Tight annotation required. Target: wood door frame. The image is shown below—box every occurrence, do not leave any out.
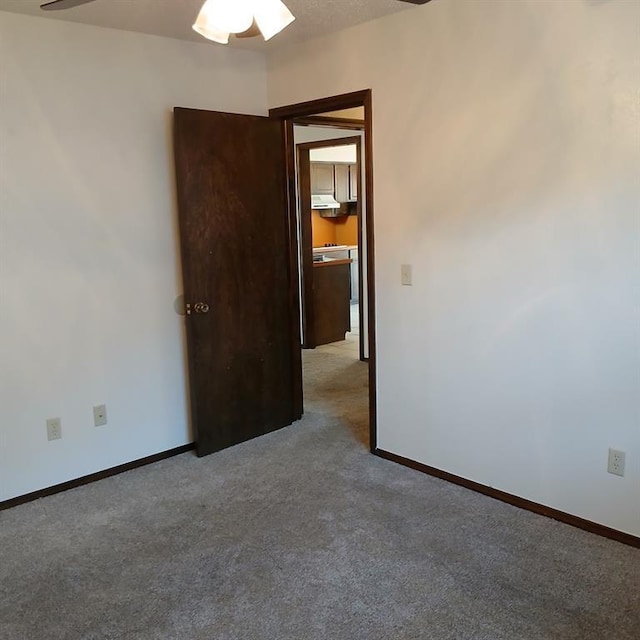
[294,115,365,130]
[270,89,377,452]
[296,135,364,360]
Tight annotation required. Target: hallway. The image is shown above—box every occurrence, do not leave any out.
[302,302,369,447]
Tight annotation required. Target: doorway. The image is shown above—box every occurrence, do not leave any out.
[297,133,367,447]
[269,90,377,452]
[173,91,376,459]
[296,136,364,359]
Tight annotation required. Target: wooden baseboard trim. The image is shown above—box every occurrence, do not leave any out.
[0,443,196,511]
[374,448,640,549]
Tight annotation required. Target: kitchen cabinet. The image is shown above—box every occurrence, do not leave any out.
[313,259,352,345]
[349,247,359,303]
[312,162,358,202]
[334,164,350,203]
[314,247,359,303]
[310,163,335,195]
[349,164,358,201]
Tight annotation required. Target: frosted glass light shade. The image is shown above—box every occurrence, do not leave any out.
[254,0,295,41]
[193,0,253,36]
[192,0,231,43]
[192,16,230,44]
[193,0,295,44]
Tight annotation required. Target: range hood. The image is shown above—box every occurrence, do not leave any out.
[311,195,340,210]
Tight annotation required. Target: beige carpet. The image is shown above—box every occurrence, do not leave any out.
[1,342,639,639]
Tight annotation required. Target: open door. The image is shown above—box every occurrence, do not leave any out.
[173,108,302,457]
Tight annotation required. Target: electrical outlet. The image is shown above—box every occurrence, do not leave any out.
[401,264,413,286]
[93,404,107,427]
[46,418,62,441]
[608,448,626,477]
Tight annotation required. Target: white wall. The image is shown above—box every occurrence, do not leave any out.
[268,0,640,536]
[0,12,267,501]
[310,145,357,163]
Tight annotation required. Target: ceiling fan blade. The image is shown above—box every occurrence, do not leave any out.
[396,0,433,4]
[41,0,97,10]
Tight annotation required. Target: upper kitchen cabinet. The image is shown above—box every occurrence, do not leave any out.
[334,164,350,203]
[349,164,358,201]
[334,163,358,203]
[310,163,335,195]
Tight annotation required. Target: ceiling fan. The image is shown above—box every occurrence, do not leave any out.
[40,0,433,44]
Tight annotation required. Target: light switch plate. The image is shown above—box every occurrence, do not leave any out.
[93,404,107,427]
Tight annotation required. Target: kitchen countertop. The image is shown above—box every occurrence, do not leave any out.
[312,245,357,253]
[313,257,353,268]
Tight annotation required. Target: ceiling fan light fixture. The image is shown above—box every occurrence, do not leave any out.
[192,0,295,44]
[253,0,295,41]
[192,18,230,45]
[192,2,230,45]
[193,0,253,37]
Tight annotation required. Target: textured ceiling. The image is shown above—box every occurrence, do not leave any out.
[0,0,422,51]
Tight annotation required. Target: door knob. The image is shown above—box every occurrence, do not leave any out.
[185,302,210,315]
[193,302,210,314]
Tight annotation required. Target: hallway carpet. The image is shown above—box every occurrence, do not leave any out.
[1,345,638,639]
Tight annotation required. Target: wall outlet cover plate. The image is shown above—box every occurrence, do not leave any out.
[607,448,626,477]
[46,418,62,441]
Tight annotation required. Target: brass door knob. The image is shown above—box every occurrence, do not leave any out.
[193,302,210,314]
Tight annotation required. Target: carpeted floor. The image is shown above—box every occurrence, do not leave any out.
[1,340,639,640]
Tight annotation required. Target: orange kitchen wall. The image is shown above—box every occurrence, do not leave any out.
[335,216,358,246]
[311,212,358,248]
[311,211,336,247]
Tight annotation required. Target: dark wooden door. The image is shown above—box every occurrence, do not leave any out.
[173,108,301,457]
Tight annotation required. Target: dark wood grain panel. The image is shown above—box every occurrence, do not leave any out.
[270,91,371,120]
[297,147,315,349]
[313,262,352,345]
[283,119,304,420]
[295,115,365,130]
[363,90,377,450]
[173,108,298,457]
[297,136,362,152]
